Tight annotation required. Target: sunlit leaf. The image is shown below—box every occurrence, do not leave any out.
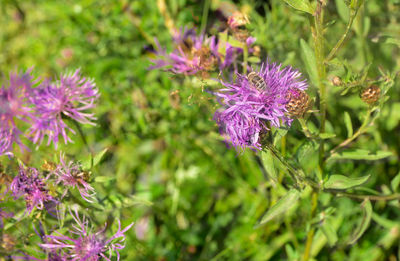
[328,149,393,161]
[324,174,370,190]
[256,189,300,227]
[283,0,314,14]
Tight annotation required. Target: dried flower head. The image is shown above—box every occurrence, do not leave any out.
[52,153,95,202]
[150,28,245,77]
[10,165,54,213]
[361,85,380,105]
[41,208,134,261]
[214,61,308,151]
[285,89,311,118]
[28,69,99,147]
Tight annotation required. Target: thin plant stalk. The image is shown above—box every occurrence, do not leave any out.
[200,0,211,34]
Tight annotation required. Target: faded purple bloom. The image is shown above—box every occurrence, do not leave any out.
[29,69,99,147]
[214,61,308,151]
[150,28,237,77]
[0,70,35,155]
[52,153,95,202]
[10,165,54,213]
[41,208,134,261]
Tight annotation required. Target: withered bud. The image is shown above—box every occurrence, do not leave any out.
[361,85,381,105]
[227,11,249,29]
[253,45,261,57]
[1,234,16,252]
[41,160,57,172]
[286,89,311,118]
[331,76,342,86]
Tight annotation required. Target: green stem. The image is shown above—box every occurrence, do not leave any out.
[329,108,372,155]
[298,118,317,139]
[325,8,359,62]
[200,0,211,34]
[243,44,249,75]
[302,191,318,261]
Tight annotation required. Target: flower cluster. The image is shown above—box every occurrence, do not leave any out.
[0,69,99,156]
[10,165,54,213]
[40,208,133,261]
[214,61,308,151]
[150,27,254,77]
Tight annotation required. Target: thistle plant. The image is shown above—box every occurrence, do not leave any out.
[150,0,398,259]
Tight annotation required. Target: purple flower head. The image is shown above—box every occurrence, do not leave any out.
[150,28,238,77]
[214,61,308,151]
[29,69,99,147]
[10,165,54,213]
[41,208,134,261]
[0,70,35,155]
[52,153,95,203]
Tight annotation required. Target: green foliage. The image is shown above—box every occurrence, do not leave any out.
[0,0,399,260]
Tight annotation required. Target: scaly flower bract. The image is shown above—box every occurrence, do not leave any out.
[214,61,308,151]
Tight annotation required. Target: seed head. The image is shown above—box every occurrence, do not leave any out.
[361,85,380,105]
[285,89,311,118]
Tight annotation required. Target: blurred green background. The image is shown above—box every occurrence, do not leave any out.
[1,0,400,260]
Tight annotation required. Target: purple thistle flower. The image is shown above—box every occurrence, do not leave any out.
[214,61,308,151]
[0,70,35,155]
[41,208,134,261]
[10,165,54,213]
[52,153,95,203]
[150,28,236,77]
[28,69,99,147]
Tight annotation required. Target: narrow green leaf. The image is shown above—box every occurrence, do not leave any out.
[324,174,370,190]
[329,149,393,161]
[344,112,353,138]
[385,37,400,47]
[335,0,349,22]
[260,151,278,185]
[319,133,336,139]
[300,39,318,86]
[321,217,338,246]
[257,190,300,227]
[349,199,372,244]
[283,0,314,14]
[390,171,400,191]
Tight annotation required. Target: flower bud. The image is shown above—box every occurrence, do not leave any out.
[360,85,380,105]
[286,89,311,118]
[331,76,342,86]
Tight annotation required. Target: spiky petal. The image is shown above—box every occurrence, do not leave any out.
[214,61,308,151]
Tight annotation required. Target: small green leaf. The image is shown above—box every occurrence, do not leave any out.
[93,148,108,167]
[348,199,372,244]
[300,39,318,86]
[329,149,393,161]
[94,176,115,183]
[390,171,400,191]
[257,189,300,227]
[324,174,370,190]
[283,0,314,14]
[344,112,353,138]
[385,37,400,47]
